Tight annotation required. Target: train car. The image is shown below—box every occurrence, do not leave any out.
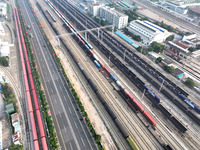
[88,79,98,92]
[94,60,101,68]
[80,39,85,45]
[194,106,200,114]
[126,136,139,150]
[104,67,111,74]
[87,43,93,49]
[89,49,94,55]
[104,103,116,120]
[97,60,105,68]
[127,93,134,100]
[110,73,117,82]
[144,86,160,103]
[124,89,129,96]
[85,44,90,50]
[143,111,156,126]
[115,118,129,138]
[170,117,187,132]
[116,81,125,90]
[96,91,106,105]
[93,54,99,61]
[157,104,172,119]
[134,99,144,112]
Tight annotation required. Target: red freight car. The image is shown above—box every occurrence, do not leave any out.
[143,111,156,126]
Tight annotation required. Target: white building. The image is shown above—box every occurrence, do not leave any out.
[182,33,200,47]
[0,2,7,18]
[0,23,5,36]
[88,3,104,16]
[127,20,171,45]
[99,6,128,29]
[0,39,9,57]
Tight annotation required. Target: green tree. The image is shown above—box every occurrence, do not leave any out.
[136,46,142,52]
[188,47,196,52]
[95,134,101,143]
[166,35,174,41]
[163,65,174,73]
[149,42,165,53]
[184,78,195,88]
[155,57,163,64]
[0,57,9,67]
[9,144,23,150]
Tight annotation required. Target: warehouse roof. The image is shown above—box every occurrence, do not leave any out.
[176,41,189,49]
[189,6,200,15]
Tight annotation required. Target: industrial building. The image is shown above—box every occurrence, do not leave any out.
[127,20,171,45]
[99,6,128,29]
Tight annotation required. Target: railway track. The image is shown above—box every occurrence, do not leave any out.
[61,28,156,149]
[45,0,200,149]
[55,3,200,149]
[0,67,20,98]
[58,0,200,111]
[70,39,160,149]
[46,10,128,149]
[50,1,163,149]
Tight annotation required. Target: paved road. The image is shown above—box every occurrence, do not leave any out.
[18,0,97,149]
[129,0,200,35]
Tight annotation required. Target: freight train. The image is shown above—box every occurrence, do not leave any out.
[60,0,200,114]
[44,1,175,149]
[45,0,156,127]
[77,62,139,150]
[14,7,48,150]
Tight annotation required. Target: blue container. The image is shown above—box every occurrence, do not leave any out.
[85,45,90,50]
[94,60,101,68]
[110,73,117,82]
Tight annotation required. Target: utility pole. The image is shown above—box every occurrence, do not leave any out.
[109,52,111,66]
[98,28,100,39]
[159,79,164,92]
[85,31,87,40]
[142,88,146,99]
[123,50,126,62]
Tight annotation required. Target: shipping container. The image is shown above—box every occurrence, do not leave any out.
[89,49,94,55]
[93,54,99,61]
[98,60,105,68]
[94,60,101,68]
[110,73,117,82]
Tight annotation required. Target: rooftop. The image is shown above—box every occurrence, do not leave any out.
[176,41,189,49]
[168,41,189,53]
[189,6,200,14]
[173,68,184,76]
[130,20,168,35]
[101,6,128,17]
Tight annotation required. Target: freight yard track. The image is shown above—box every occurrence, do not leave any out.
[58,0,200,116]
[50,8,160,148]
[47,0,200,149]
